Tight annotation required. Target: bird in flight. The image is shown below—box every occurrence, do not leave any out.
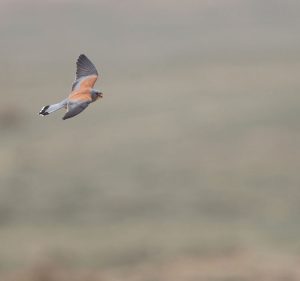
[39,54,103,120]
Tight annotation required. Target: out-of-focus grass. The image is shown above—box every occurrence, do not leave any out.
[0,0,300,272]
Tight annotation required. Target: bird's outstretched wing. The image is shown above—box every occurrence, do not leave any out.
[62,101,90,120]
[72,54,99,91]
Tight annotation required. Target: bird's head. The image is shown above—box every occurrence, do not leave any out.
[93,90,103,101]
[91,89,103,102]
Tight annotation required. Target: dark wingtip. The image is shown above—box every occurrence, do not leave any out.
[78,54,87,61]
[39,105,50,116]
[62,114,70,120]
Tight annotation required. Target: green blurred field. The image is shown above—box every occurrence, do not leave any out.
[0,0,300,279]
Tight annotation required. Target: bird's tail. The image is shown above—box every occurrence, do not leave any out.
[39,100,67,116]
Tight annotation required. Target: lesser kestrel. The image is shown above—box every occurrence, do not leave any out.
[39,54,103,120]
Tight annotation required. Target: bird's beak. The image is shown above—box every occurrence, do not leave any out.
[99,92,103,98]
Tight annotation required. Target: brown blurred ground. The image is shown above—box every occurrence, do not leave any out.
[0,0,300,279]
[3,252,300,281]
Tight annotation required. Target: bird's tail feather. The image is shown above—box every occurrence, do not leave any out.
[39,100,66,116]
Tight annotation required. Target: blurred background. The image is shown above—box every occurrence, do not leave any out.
[0,0,300,280]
